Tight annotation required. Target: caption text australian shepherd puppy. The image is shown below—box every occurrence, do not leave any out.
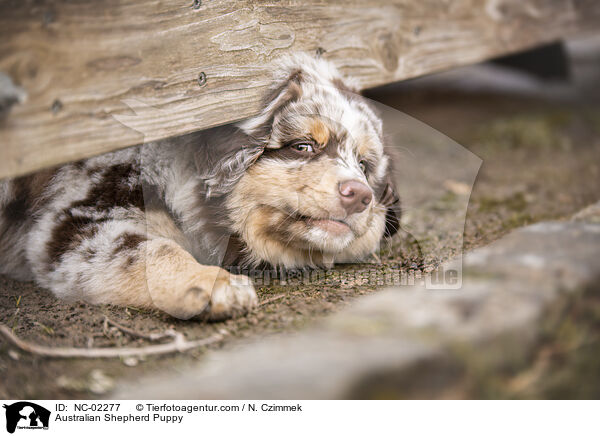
[0,54,400,320]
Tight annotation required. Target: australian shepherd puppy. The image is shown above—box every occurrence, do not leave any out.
[0,54,399,320]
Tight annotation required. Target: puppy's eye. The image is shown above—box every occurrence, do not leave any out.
[359,160,368,174]
[292,143,314,153]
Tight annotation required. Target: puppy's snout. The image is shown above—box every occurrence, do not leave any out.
[339,180,372,215]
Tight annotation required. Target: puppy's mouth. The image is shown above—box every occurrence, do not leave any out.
[304,217,351,236]
[291,212,352,237]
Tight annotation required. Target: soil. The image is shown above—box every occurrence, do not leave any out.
[2,76,600,399]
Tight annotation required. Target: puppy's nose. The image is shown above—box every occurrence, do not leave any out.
[339,180,372,215]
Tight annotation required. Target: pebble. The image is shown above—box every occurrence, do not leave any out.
[88,369,115,395]
[8,350,19,361]
[123,357,139,367]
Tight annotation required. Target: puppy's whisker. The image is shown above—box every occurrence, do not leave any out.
[372,205,389,212]
[272,208,302,233]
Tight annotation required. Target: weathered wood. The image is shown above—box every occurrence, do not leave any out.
[1,0,599,179]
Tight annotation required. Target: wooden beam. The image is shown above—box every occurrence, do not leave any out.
[1,0,599,179]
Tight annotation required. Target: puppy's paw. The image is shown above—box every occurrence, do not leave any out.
[203,273,258,321]
[144,239,257,320]
[153,270,257,321]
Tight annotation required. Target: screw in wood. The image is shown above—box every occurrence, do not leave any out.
[197,72,207,87]
[193,0,202,9]
[51,99,63,114]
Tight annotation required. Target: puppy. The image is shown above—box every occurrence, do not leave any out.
[0,54,399,320]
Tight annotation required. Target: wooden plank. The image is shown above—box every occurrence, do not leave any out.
[1,0,599,179]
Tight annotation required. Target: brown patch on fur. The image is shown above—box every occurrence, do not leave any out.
[71,163,159,212]
[124,255,137,268]
[113,233,146,254]
[309,118,330,146]
[72,160,86,170]
[46,213,100,264]
[3,191,29,223]
[356,135,379,157]
[45,163,164,265]
[3,169,56,223]
[84,247,96,261]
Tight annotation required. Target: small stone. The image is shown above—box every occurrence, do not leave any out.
[123,357,139,367]
[56,375,87,392]
[8,350,19,361]
[88,369,114,395]
[109,327,123,338]
[56,375,75,389]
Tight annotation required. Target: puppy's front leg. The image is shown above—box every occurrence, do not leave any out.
[38,230,257,320]
[142,238,257,320]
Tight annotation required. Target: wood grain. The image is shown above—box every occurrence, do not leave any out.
[1,0,599,179]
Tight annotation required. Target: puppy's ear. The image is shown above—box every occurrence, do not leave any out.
[379,178,401,238]
[194,125,263,197]
[195,68,305,197]
[237,69,304,145]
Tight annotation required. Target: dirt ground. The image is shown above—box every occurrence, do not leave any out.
[2,71,600,399]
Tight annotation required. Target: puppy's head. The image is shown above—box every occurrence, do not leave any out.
[201,54,399,268]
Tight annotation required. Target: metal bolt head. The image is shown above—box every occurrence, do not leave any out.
[197,72,207,87]
[51,99,63,114]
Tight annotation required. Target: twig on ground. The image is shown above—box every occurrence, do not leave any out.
[0,322,223,359]
[259,294,285,306]
[103,316,175,341]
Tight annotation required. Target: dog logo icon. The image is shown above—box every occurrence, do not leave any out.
[2,402,50,433]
